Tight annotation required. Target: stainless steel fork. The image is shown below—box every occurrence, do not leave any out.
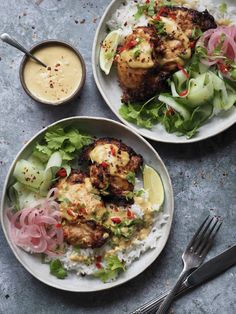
[156,215,223,314]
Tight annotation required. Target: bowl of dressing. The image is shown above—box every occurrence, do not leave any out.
[20,40,86,105]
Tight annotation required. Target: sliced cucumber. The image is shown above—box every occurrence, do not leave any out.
[158,95,190,120]
[13,160,44,189]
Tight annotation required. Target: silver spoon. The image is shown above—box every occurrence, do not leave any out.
[0,33,47,67]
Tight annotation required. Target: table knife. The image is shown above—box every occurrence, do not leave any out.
[131,244,236,314]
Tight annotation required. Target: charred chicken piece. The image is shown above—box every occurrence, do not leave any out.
[63,218,111,248]
[116,7,217,103]
[116,26,169,103]
[159,7,217,38]
[82,138,143,204]
[55,170,107,221]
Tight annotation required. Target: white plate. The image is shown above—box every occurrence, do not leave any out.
[92,0,236,143]
[1,116,174,292]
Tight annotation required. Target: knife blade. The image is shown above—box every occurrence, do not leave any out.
[131,244,236,314]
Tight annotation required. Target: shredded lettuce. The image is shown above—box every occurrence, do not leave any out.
[94,255,125,282]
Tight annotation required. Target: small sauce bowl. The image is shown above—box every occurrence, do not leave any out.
[19,40,86,106]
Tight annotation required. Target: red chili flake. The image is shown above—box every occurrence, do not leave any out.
[96,256,102,263]
[67,209,76,217]
[55,223,62,228]
[189,41,196,49]
[111,217,121,224]
[218,63,229,74]
[146,0,150,3]
[101,161,108,168]
[154,7,166,20]
[80,207,87,214]
[168,12,176,20]
[96,262,102,269]
[166,107,175,116]
[177,64,189,78]
[127,209,135,219]
[179,89,188,97]
[110,145,116,156]
[56,168,67,177]
[126,39,138,49]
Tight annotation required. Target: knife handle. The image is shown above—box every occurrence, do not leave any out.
[130,283,188,314]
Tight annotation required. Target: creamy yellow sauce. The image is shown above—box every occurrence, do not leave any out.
[23,45,83,104]
[89,144,130,175]
[120,39,154,69]
[157,17,191,68]
[57,177,106,221]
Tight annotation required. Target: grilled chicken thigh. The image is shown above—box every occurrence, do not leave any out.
[82,138,143,203]
[63,219,110,248]
[116,6,217,103]
[56,171,111,248]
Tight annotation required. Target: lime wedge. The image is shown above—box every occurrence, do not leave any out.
[143,165,164,209]
[99,29,122,75]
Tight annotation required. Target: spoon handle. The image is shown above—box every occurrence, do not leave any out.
[1,33,47,67]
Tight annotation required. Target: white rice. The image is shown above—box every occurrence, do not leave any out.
[107,0,149,37]
[60,209,169,278]
[58,181,169,279]
[107,0,236,39]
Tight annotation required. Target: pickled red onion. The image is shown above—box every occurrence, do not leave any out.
[9,188,63,256]
[199,25,236,66]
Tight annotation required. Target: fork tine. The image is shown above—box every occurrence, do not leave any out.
[186,215,210,251]
[195,216,219,254]
[192,216,214,252]
[198,218,223,258]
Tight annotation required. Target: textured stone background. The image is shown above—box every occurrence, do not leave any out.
[0,1,236,313]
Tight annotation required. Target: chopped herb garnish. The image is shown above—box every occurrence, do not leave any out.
[126,171,136,184]
[153,20,166,35]
[147,0,155,16]
[94,255,125,282]
[133,4,146,20]
[191,27,203,40]
[213,33,226,55]
[133,47,141,58]
[50,259,68,279]
[73,245,81,253]
[219,2,227,14]
[125,191,134,200]
[134,189,145,197]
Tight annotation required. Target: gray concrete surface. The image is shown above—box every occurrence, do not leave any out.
[0,1,236,313]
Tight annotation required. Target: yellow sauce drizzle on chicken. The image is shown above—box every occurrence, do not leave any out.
[120,37,154,69]
[89,143,130,175]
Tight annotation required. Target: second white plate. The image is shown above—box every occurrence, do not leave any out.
[92,0,236,143]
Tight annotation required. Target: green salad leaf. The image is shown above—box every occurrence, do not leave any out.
[119,96,164,129]
[94,255,125,283]
[50,259,68,279]
[33,127,92,163]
